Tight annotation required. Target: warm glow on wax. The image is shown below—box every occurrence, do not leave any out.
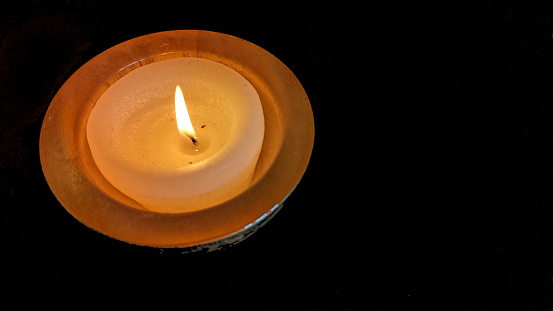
[175,85,196,141]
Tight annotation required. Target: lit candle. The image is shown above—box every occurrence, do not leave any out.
[40,30,314,247]
[86,58,264,213]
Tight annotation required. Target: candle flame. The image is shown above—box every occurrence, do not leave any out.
[175,85,196,141]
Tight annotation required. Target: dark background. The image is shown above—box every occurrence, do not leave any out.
[1,0,553,309]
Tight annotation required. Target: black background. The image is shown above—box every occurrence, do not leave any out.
[2,0,553,310]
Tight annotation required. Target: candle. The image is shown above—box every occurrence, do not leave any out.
[87,58,264,213]
[40,30,314,248]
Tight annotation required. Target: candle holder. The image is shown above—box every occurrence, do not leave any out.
[39,30,314,249]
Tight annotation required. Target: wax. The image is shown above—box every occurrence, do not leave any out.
[87,58,264,213]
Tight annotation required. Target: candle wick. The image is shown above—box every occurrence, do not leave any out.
[190,136,199,152]
[186,134,197,145]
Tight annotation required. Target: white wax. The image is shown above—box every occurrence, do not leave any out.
[87,58,264,213]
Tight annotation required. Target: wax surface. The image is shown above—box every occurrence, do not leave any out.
[87,58,264,213]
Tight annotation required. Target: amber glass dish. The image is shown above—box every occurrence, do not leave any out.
[40,30,314,248]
